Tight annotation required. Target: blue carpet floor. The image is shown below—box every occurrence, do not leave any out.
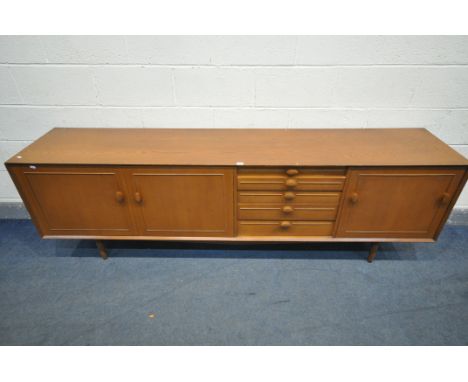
[0,219,467,345]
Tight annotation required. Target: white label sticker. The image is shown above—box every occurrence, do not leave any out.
[236,162,244,166]
[29,165,37,170]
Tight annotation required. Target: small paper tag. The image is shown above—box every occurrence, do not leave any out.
[236,161,244,166]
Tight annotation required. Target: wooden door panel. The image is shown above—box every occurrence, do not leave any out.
[335,168,465,238]
[18,167,135,236]
[128,168,234,237]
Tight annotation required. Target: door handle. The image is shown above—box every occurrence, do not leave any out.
[440,192,450,205]
[115,191,124,203]
[350,192,359,203]
[134,191,143,203]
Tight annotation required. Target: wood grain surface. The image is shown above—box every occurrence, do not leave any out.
[5,128,468,252]
[6,128,468,166]
[335,167,465,238]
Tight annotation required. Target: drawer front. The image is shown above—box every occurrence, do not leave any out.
[238,221,334,236]
[237,168,346,191]
[237,168,346,177]
[237,191,341,205]
[238,204,338,221]
[237,176,346,191]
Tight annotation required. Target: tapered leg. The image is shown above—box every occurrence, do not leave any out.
[367,242,379,263]
[96,240,108,260]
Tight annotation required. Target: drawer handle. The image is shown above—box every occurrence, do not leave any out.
[284,192,296,200]
[280,221,292,229]
[134,191,143,203]
[115,191,125,203]
[440,192,450,205]
[286,169,299,176]
[282,206,294,213]
[285,179,297,187]
[350,192,359,203]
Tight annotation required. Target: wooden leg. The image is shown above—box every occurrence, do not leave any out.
[367,242,379,263]
[96,240,108,260]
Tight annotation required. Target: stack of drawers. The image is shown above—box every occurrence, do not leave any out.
[236,167,346,237]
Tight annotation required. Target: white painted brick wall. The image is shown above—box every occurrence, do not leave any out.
[1,36,467,208]
[174,67,255,106]
[295,36,468,65]
[42,36,129,64]
[0,68,22,103]
[10,66,98,105]
[255,67,468,108]
[93,67,174,106]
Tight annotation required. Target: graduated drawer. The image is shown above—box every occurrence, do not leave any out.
[238,220,334,236]
[237,191,341,205]
[237,167,346,191]
[238,204,338,221]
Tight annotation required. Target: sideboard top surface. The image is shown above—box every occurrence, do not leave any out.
[5,128,468,167]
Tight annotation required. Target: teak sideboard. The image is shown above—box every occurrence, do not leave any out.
[5,128,468,262]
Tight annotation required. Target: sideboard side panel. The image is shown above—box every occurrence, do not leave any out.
[7,165,47,237]
[433,168,468,239]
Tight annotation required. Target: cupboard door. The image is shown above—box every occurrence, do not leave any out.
[13,166,135,236]
[127,167,234,237]
[335,168,465,239]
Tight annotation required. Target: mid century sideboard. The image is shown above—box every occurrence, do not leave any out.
[5,128,468,262]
